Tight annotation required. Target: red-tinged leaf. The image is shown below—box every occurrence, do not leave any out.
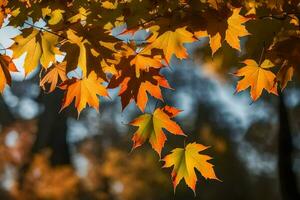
[162,105,182,117]
[108,67,170,112]
[0,55,18,93]
[130,107,185,156]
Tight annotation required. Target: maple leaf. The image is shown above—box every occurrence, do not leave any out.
[61,27,117,78]
[10,28,60,75]
[108,67,171,112]
[130,54,162,77]
[42,7,65,25]
[195,8,250,54]
[269,36,300,90]
[276,63,293,91]
[118,43,163,78]
[234,59,278,101]
[59,71,109,115]
[0,54,18,93]
[146,27,196,63]
[130,106,185,156]
[225,8,250,50]
[163,142,219,193]
[40,62,67,93]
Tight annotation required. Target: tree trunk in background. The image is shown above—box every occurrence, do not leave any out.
[18,89,70,190]
[278,93,300,200]
[33,89,70,165]
[0,96,15,126]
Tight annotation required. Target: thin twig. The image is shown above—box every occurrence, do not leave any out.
[259,12,300,21]
[23,21,67,40]
[258,43,265,66]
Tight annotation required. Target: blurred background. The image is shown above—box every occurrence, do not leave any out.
[0,22,299,200]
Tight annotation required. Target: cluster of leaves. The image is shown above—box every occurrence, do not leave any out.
[1,0,300,194]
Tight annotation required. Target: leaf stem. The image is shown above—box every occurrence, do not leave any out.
[258,44,265,66]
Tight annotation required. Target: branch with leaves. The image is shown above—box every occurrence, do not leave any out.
[0,0,300,195]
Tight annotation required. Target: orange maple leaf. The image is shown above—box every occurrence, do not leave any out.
[234,59,278,101]
[0,55,18,93]
[59,71,108,115]
[130,106,185,156]
[163,142,219,194]
[40,62,67,93]
[119,44,163,78]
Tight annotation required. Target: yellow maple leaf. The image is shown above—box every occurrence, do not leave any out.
[0,55,18,93]
[40,62,67,93]
[130,106,185,156]
[42,7,65,25]
[59,71,108,115]
[146,27,196,63]
[163,142,219,193]
[225,8,250,51]
[10,28,60,75]
[234,59,278,101]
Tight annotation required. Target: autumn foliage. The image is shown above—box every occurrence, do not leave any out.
[0,0,300,195]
